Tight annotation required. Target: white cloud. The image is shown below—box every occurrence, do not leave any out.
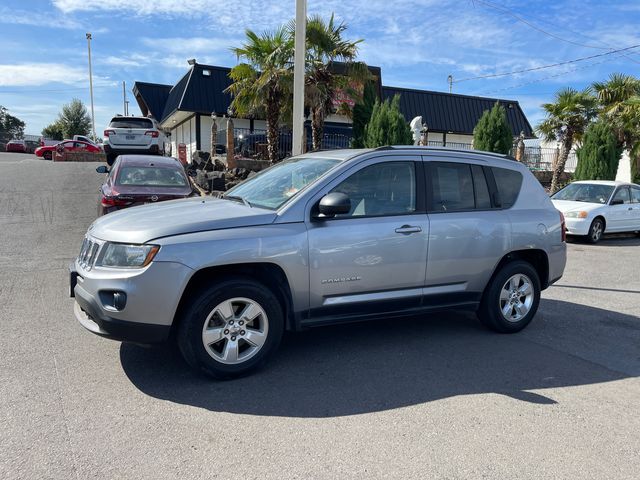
[0,63,115,87]
[141,36,238,54]
[0,6,82,29]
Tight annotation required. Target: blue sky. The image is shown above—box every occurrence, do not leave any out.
[1,0,639,135]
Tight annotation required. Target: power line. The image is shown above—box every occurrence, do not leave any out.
[454,43,640,83]
[472,0,640,66]
[476,52,630,96]
[473,0,609,50]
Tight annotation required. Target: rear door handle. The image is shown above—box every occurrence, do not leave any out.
[395,225,422,234]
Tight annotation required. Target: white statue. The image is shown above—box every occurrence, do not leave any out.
[410,116,423,145]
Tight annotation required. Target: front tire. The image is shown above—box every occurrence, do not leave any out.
[44,151,52,160]
[586,218,604,244]
[177,277,284,379]
[478,261,541,333]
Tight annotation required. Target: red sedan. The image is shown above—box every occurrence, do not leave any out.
[35,140,100,160]
[96,155,194,216]
[6,140,27,153]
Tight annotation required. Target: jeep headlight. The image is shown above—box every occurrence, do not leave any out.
[97,243,160,268]
[564,211,588,219]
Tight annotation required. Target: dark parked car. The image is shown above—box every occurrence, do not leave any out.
[96,155,193,216]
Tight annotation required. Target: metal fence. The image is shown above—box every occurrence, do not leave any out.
[216,128,352,160]
[517,146,578,173]
[213,129,580,173]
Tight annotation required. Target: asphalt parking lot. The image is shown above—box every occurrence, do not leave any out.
[1,151,639,479]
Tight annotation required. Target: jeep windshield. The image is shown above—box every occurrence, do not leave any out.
[552,183,615,204]
[225,156,341,210]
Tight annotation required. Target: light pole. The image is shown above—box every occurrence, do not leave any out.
[86,33,97,140]
[292,0,306,156]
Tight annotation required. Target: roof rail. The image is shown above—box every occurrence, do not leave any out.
[377,145,509,159]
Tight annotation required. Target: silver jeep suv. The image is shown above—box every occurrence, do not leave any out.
[70,147,566,379]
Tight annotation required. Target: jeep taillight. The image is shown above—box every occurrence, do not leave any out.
[559,211,566,242]
[145,131,159,137]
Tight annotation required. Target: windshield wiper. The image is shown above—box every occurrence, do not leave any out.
[223,194,252,207]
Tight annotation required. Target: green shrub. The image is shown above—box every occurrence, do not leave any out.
[574,121,622,181]
[363,94,413,147]
[473,102,513,154]
[351,81,376,148]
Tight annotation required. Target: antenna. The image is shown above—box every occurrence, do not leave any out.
[447,75,453,93]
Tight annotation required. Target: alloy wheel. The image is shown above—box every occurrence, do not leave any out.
[201,297,269,365]
[499,273,535,323]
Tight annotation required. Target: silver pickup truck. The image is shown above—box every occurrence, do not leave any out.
[70,147,566,379]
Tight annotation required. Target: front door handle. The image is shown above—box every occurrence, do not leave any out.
[395,225,422,234]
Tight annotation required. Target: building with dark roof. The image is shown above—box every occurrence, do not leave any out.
[133,61,533,159]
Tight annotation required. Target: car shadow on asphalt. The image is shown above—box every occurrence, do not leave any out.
[120,299,639,417]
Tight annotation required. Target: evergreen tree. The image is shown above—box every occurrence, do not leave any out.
[0,106,25,139]
[363,95,412,147]
[574,121,623,181]
[42,121,65,140]
[473,101,513,154]
[57,99,91,138]
[351,81,376,148]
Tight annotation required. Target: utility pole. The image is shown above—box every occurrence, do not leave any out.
[122,81,126,116]
[86,33,97,140]
[292,0,306,156]
[447,74,453,93]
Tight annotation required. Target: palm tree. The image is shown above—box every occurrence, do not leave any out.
[226,27,293,163]
[290,14,369,151]
[593,74,640,182]
[537,88,598,193]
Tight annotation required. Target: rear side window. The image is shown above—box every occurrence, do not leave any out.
[471,165,492,209]
[109,118,153,129]
[491,167,523,208]
[429,162,475,212]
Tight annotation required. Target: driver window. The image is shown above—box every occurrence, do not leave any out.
[330,162,416,217]
[612,187,631,204]
[631,187,640,203]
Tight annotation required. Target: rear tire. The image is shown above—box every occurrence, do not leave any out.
[586,218,604,244]
[177,277,284,379]
[478,261,541,333]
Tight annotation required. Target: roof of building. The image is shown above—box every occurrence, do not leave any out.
[382,86,534,137]
[133,63,535,137]
[132,82,172,121]
[159,64,233,123]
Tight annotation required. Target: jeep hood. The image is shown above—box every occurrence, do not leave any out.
[89,197,278,244]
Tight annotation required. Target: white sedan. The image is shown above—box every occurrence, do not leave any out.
[551,180,640,243]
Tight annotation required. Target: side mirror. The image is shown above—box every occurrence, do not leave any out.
[96,165,109,174]
[316,192,351,218]
[610,198,624,206]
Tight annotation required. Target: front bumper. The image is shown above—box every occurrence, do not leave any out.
[70,259,192,344]
[564,217,591,236]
